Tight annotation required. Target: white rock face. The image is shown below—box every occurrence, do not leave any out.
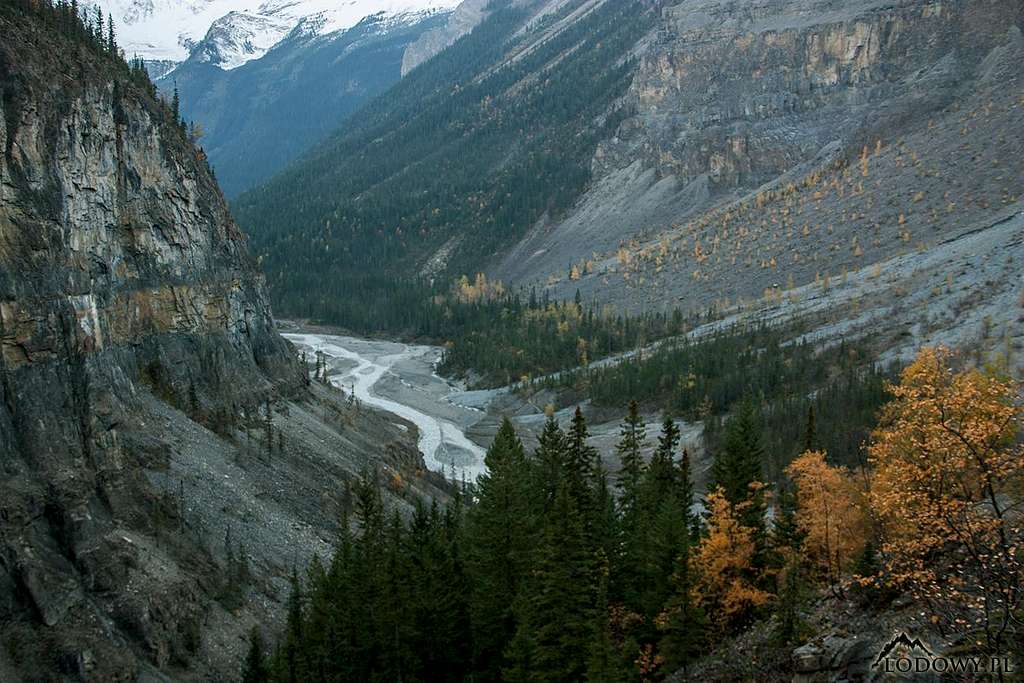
[87,0,460,68]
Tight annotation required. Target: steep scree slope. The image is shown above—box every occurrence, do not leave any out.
[501,0,1024,317]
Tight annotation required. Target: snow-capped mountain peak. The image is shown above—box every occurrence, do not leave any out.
[89,0,461,69]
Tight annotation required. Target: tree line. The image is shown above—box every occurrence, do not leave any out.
[242,347,1024,681]
[233,0,656,336]
[536,322,892,476]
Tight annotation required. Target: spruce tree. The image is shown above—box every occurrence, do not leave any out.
[531,415,565,513]
[466,418,532,681]
[614,400,647,520]
[586,551,627,682]
[647,415,680,502]
[505,483,595,683]
[171,83,181,125]
[632,417,689,633]
[708,398,766,534]
[564,407,598,508]
[283,567,305,683]
[678,448,697,540]
[804,404,816,453]
[242,627,268,683]
[657,544,707,673]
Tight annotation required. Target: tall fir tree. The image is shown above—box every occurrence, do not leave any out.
[466,418,532,681]
[532,415,566,513]
[505,483,596,683]
[564,407,598,509]
[647,415,680,502]
[708,398,767,549]
[657,542,707,674]
[804,404,816,453]
[634,417,689,636]
[242,627,268,683]
[615,400,647,522]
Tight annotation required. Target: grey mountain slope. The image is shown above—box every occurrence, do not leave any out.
[492,0,1024,324]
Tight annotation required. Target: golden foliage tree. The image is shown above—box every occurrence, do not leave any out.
[869,347,1024,657]
[693,488,772,632]
[786,451,868,595]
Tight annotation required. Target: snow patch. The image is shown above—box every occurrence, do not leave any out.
[89,0,460,68]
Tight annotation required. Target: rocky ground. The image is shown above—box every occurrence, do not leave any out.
[497,1,1024,334]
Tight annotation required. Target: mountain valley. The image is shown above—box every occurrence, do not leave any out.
[1,0,1023,680]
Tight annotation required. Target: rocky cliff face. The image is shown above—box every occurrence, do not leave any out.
[497,0,1024,322]
[0,7,434,681]
[401,0,492,75]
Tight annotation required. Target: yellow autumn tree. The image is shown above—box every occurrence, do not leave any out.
[786,451,868,595]
[693,488,772,632]
[868,347,1024,658]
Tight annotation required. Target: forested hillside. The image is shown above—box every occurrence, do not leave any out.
[246,349,1024,681]
[233,0,657,333]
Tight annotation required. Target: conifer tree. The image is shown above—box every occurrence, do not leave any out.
[531,415,566,512]
[586,550,627,682]
[242,627,268,683]
[677,448,697,540]
[505,483,595,683]
[647,415,680,502]
[708,398,767,551]
[615,400,647,521]
[466,418,532,680]
[657,543,707,674]
[283,567,305,683]
[633,417,690,635]
[171,83,181,124]
[564,407,598,508]
[804,404,817,453]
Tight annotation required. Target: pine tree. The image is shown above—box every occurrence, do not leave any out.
[709,399,765,506]
[564,407,598,508]
[171,83,181,125]
[283,567,305,683]
[586,551,626,682]
[591,462,621,598]
[242,627,268,683]
[531,415,565,513]
[633,416,690,635]
[708,398,767,549]
[466,418,532,680]
[677,448,697,539]
[657,543,707,674]
[505,483,595,683]
[647,415,680,502]
[773,558,808,645]
[804,404,816,453]
[614,400,647,520]
[772,479,804,554]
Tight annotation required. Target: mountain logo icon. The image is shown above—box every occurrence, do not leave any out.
[872,632,934,668]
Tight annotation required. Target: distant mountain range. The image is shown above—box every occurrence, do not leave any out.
[161,8,455,196]
[89,0,460,67]
[231,0,1024,340]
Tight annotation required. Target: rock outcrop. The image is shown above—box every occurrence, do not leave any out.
[0,7,444,680]
[497,0,1024,322]
[401,0,493,75]
[0,7,296,678]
